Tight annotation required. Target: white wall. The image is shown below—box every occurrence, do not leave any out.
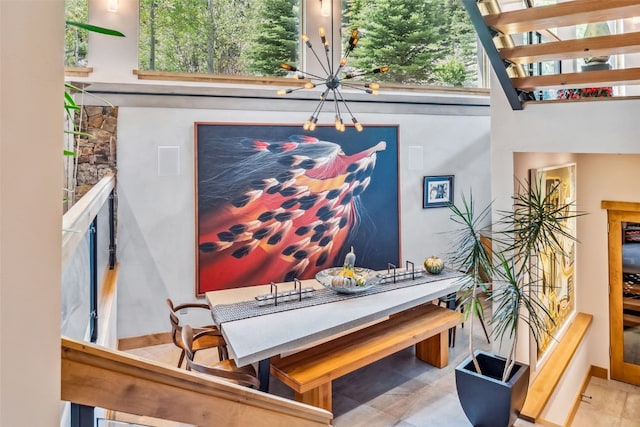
[491,75,640,425]
[0,1,63,425]
[73,0,493,340]
[114,96,491,337]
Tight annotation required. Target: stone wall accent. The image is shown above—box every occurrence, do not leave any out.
[69,106,117,206]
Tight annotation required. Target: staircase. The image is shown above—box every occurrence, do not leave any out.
[463,0,640,109]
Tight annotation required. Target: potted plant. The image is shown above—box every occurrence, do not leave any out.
[448,179,584,427]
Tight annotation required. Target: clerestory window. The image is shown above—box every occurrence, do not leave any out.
[65,0,90,67]
[138,0,301,76]
[341,0,480,87]
[136,0,482,87]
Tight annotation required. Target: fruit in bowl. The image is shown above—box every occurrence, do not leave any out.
[316,267,380,294]
[330,270,367,288]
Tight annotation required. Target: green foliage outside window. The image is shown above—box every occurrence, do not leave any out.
[65,0,89,67]
[136,0,479,86]
[345,0,478,87]
[245,0,299,76]
[138,0,299,76]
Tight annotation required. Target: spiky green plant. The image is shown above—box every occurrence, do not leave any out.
[449,178,586,381]
[490,177,586,381]
[448,191,494,374]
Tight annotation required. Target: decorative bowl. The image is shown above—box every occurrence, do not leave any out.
[315,267,382,294]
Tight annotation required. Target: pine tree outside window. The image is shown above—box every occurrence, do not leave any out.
[138,0,300,76]
[65,0,90,67]
[343,0,480,87]
[135,0,483,87]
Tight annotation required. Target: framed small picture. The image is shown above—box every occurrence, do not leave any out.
[423,175,454,208]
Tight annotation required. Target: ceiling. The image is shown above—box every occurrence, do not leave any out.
[463,0,640,109]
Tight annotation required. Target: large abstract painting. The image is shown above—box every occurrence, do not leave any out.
[195,124,400,295]
[532,163,577,357]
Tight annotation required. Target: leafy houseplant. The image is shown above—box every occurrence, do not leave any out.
[449,178,585,427]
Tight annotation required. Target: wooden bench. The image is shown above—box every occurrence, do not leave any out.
[269,303,460,411]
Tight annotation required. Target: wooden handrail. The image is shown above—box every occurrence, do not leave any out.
[62,174,115,267]
[61,337,332,426]
[519,312,593,423]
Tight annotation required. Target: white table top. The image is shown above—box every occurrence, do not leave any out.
[206,276,460,367]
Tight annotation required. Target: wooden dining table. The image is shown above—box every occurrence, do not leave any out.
[206,272,461,392]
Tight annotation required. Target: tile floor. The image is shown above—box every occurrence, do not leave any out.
[116,320,640,427]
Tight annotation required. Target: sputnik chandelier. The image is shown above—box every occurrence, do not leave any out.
[277,27,389,132]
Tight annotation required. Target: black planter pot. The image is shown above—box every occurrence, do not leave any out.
[455,350,530,427]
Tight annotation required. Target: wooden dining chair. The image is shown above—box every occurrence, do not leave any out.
[166,298,228,368]
[182,324,260,389]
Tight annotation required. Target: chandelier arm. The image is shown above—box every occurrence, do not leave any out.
[343,71,370,80]
[339,82,376,93]
[300,71,330,81]
[313,93,330,118]
[336,89,356,119]
[322,35,333,76]
[334,47,355,77]
[307,45,330,76]
[333,92,342,119]
[346,66,390,80]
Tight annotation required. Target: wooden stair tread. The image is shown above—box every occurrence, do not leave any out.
[499,32,640,65]
[511,67,640,91]
[483,0,640,35]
